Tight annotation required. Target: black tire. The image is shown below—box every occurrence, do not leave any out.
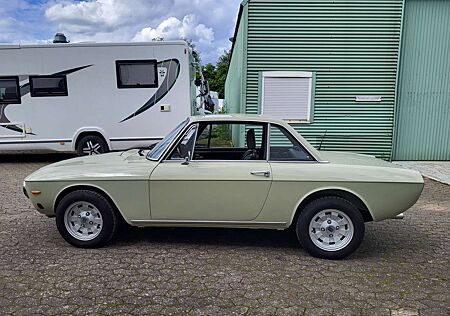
[56,190,118,248]
[76,134,109,156]
[296,196,365,260]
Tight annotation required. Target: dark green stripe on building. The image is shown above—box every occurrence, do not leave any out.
[225,0,450,160]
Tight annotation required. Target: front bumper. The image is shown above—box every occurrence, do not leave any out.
[23,185,29,198]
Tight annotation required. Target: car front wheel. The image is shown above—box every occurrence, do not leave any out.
[56,190,118,248]
[296,196,365,259]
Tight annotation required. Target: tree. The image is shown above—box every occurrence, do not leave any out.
[181,40,230,99]
[202,50,230,99]
[185,39,201,64]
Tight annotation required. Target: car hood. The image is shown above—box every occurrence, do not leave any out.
[26,150,157,182]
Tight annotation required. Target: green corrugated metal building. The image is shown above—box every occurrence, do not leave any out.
[225,0,450,160]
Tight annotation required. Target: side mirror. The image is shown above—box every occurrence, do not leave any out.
[181,150,191,165]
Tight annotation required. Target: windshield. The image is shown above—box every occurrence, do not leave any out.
[146,118,189,160]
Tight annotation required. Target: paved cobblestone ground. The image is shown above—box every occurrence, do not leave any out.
[0,153,449,316]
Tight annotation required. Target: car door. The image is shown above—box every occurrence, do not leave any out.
[149,121,272,221]
[262,123,318,221]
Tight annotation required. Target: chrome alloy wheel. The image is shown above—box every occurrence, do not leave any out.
[82,140,102,155]
[64,201,103,241]
[308,209,354,252]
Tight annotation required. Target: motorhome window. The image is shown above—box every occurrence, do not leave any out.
[116,60,158,88]
[30,75,68,97]
[0,77,21,104]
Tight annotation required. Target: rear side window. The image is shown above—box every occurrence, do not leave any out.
[0,76,21,104]
[269,125,314,161]
[30,75,68,97]
[116,60,158,88]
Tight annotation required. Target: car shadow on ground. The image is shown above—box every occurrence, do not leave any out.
[114,225,301,249]
[104,218,433,260]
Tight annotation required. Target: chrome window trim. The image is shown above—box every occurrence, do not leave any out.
[159,159,324,164]
[267,123,272,161]
[152,118,325,163]
[268,160,324,164]
[189,121,268,163]
[189,159,270,163]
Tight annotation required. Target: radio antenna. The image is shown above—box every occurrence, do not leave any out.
[318,130,327,150]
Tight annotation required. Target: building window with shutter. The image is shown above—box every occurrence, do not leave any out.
[261,71,313,123]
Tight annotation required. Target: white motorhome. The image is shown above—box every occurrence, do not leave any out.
[0,41,204,155]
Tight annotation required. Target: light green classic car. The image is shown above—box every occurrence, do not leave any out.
[24,115,424,259]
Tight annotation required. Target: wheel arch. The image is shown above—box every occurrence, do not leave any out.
[72,128,110,152]
[290,187,373,226]
[54,184,129,224]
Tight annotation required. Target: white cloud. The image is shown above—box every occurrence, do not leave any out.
[0,0,242,63]
[44,0,165,34]
[133,15,214,45]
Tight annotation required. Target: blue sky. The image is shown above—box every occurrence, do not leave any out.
[0,0,241,64]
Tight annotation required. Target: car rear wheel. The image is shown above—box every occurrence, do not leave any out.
[296,196,364,259]
[76,135,109,156]
[56,190,118,248]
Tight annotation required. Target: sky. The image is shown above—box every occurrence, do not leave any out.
[0,0,242,64]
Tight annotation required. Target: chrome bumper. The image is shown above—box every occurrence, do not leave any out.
[392,213,404,219]
[23,185,29,199]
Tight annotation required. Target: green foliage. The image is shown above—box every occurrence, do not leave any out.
[202,50,231,99]
[211,124,233,147]
[183,41,230,100]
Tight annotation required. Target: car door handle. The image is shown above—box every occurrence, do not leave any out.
[250,171,271,177]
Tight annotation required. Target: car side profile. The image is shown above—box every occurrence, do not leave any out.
[24,115,424,259]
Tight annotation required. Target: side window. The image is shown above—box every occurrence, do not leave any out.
[193,122,265,160]
[168,125,197,160]
[210,124,233,148]
[0,76,21,104]
[116,60,158,88]
[195,124,211,148]
[30,75,68,97]
[269,125,314,161]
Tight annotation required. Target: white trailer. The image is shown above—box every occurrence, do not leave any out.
[0,41,201,155]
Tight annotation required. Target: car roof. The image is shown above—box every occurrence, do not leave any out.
[189,114,324,162]
[189,114,287,124]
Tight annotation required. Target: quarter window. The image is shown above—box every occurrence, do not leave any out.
[116,60,158,88]
[269,125,313,161]
[0,76,21,104]
[168,125,198,160]
[30,75,68,97]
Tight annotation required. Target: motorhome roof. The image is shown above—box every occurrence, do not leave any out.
[0,41,189,50]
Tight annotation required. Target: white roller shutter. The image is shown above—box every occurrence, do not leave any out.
[261,71,312,122]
